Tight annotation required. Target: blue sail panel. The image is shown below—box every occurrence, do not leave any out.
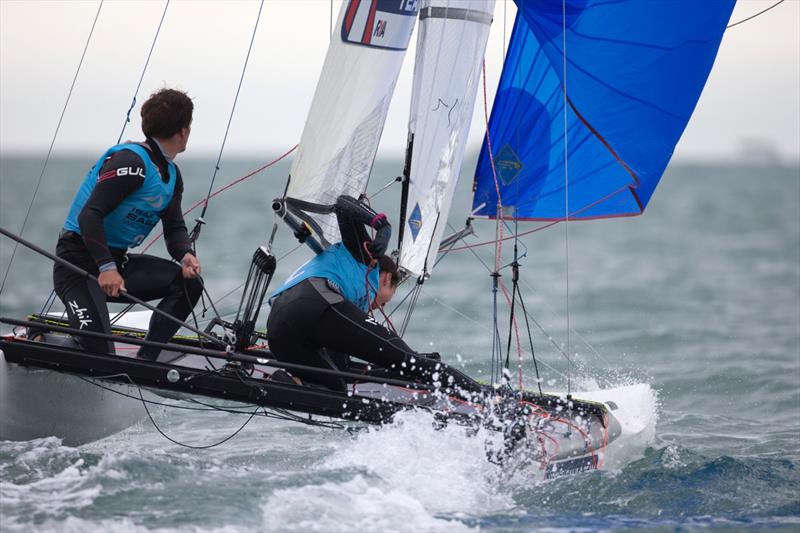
[472,0,735,220]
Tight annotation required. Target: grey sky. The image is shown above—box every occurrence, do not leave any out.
[1,0,798,162]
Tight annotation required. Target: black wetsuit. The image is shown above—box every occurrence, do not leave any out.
[266,196,481,395]
[53,138,201,359]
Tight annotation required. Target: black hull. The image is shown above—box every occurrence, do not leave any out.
[0,336,402,424]
[1,317,623,476]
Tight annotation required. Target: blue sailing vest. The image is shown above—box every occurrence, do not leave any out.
[271,243,379,312]
[63,143,176,249]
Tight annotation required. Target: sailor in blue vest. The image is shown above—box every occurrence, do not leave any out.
[266,195,481,396]
[53,88,202,360]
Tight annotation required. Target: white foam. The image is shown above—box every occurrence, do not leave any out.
[0,516,148,533]
[0,436,77,471]
[0,439,153,522]
[325,411,513,515]
[260,474,474,532]
[1,457,102,514]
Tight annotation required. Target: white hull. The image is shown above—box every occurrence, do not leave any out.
[0,349,150,446]
[575,383,658,470]
[491,383,656,480]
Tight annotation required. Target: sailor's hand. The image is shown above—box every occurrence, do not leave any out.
[98,270,126,297]
[181,252,201,279]
[366,224,390,259]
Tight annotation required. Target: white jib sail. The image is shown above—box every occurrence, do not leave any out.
[285,0,418,245]
[398,0,495,278]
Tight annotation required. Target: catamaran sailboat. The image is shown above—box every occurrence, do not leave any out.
[1,0,736,478]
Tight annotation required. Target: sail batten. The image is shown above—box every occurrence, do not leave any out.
[472,0,736,221]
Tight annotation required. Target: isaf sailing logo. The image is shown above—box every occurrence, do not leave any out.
[68,300,93,329]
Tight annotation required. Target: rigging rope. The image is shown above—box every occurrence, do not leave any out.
[508,23,527,391]
[439,224,555,387]
[197,242,303,325]
[502,0,507,60]
[481,60,507,386]
[561,0,572,396]
[116,0,171,144]
[446,219,560,252]
[368,175,402,199]
[0,0,104,295]
[138,383,260,450]
[502,243,525,390]
[516,287,543,395]
[142,144,298,253]
[194,0,265,233]
[86,372,358,448]
[519,275,612,368]
[77,372,365,445]
[727,0,785,28]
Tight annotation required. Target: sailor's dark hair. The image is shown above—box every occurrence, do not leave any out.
[141,88,193,139]
[379,255,401,287]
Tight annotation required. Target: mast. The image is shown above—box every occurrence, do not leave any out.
[396,131,414,253]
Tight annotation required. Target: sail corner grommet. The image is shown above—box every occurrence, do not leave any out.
[167,369,180,383]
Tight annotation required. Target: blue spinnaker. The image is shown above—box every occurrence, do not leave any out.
[472,0,735,220]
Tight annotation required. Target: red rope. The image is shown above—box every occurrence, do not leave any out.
[447,177,651,253]
[375,302,398,335]
[141,144,298,253]
[498,279,525,390]
[521,400,598,469]
[482,60,528,390]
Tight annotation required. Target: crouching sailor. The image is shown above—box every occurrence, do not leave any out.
[266,195,482,398]
[53,88,202,360]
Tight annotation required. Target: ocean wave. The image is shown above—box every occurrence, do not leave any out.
[509,445,800,522]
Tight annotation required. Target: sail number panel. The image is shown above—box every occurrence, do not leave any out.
[342,0,418,50]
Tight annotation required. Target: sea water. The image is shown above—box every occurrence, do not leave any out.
[1,154,798,531]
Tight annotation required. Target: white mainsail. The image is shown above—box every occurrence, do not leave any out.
[285,0,418,246]
[398,0,495,277]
